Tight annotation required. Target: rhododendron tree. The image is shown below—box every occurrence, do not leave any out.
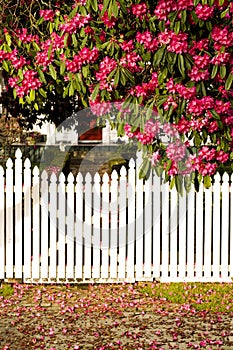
[0,0,233,191]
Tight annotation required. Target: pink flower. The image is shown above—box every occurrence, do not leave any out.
[195,4,214,20]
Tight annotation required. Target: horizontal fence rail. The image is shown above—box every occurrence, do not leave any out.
[0,149,233,283]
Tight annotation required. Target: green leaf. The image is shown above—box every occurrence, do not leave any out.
[29,89,35,102]
[72,34,78,47]
[174,21,181,34]
[34,102,39,111]
[225,73,233,90]
[112,0,119,17]
[37,69,47,84]
[49,65,57,80]
[5,33,11,46]
[91,84,100,101]
[211,65,218,79]
[210,109,220,120]
[178,54,185,77]
[175,175,183,195]
[39,88,47,98]
[122,68,135,85]
[2,60,9,72]
[139,158,151,180]
[219,0,224,5]
[69,81,74,96]
[120,69,126,86]
[90,0,98,12]
[114,67,120,87]
[100,0,110,16]
[220,65,226,79]
[60,61,66,75]
[204,175,212,189]
[180,10,187,23]
[82,65,89,78]
[153,46,166,67]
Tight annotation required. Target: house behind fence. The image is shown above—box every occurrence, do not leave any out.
[0,148,233,283]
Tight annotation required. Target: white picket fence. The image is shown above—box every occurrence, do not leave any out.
[0,148,233,283]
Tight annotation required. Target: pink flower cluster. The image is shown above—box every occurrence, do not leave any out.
[120,52,142,73]
[187,96,214,116]
[166,79,196,99]
[89,99,112,116]
[211,26,233,49]
[59,14,91,34]
[8,70,42,97]
[15,28,39,44]
[131,3,148,19]
[136,31,159,52]
[130,72,158,98]
[195,4,214,21]
[95,56,117,91]
[158,30,188,54]
[166,140,186,162]
[39,10,55,21]
[101,11,117,28]
[154,0,193,20]
[189,66,209,82]
[66,47,99,73]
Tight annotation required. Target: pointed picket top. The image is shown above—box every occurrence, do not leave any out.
[102,172,109,184]
[41,169,48,181]
[76,171,83,182]
[94,172,101,184]
[129,158,135,170]
[111,169,118,182]
[222,172,229,184]
[214,172,221,184]
[33,165,40,177]
[59,171,65,183]
[85,172,92,184]
[6,157,13,169]
[67,172,74,184]
[24,158,31,169]
[15,148,22,159]
[120,165,127,178]
[50,171,57,183]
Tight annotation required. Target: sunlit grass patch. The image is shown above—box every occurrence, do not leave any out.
[0,283,14,298]
[139,282,233,313]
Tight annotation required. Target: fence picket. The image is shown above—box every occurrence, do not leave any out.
[6,158,14,279]
[118,166,127,279]
[170,186,178,278]
[187,187,195,278]
[144,171,152,278]
[196,180,204,278]
[41,170,49,280]
[161,178,169,280]
[178,191,186,278]
[92,172,101,279]
[204,182,212,278]
[101,172,109,279]
[110,170,118,279]
[67,172,75,279]
[135,153,144,279]
[23,159,31,280]
[58,172,66,279]
[84,172,92,279]
[230,174,233,279]
[212,173,221,278]
[127,159,135,280]
[48,173,57,279]
[75,172,83,279]
[152,173,161,278]
[14,149,23,278]
[0,166,5,279]
[221,173,229,278]
[32,166,40,280]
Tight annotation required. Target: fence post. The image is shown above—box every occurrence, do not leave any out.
[118,166,127,279]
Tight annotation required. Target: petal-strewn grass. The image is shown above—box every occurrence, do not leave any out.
[0,282,233,349]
